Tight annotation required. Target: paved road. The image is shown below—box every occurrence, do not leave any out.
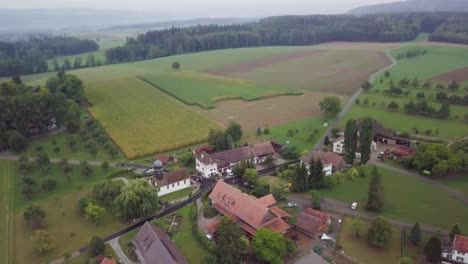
[287,193,447,235]
[313,46,400,151]
[108,238,135,264]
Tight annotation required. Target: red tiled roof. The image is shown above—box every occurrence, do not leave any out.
[454,235,468,253]
[150,168,190,187]
[100,258,116,264]
[392,146,416,157]
[257,194,277,208]
[261,217,291,234]
[295,208,329,235]
[269,207,290,218]
[302,150,347,171]
[195,145,215,154]
[206,218,221,235]
[209,181,290,234]
[252,142,276,157]
[157,154,172,164]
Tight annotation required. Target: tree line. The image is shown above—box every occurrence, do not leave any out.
[0,36,98,77]
[0,72,84,152]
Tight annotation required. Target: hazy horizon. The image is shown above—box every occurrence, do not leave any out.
[2,0,396,17]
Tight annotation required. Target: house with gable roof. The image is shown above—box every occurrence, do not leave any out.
[443,235,468,263]
[301,150,347,176]
[209,180,290,236]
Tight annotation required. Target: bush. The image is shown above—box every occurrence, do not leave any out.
[41,179,57,192]
[8,131,28,152]
[280,146,299,160]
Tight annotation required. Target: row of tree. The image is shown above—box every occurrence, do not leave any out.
[207,122,243,152]
[404,100,451,119]
[0,36,98,76]
[344,117,374,164]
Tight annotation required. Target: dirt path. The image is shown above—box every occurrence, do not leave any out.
[313,45,401,151]
[287,193,447,235]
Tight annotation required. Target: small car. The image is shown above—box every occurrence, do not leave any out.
[351,202,358,210]
[287,202,298,208]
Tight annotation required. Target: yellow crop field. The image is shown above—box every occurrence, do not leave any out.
[86,77,220,158]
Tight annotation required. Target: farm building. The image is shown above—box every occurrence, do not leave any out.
[391,145,417,157]
[209,181,290,236]
[301,150,347,176]
[442,235,468,263]
[133,221,188,264]
[148,168,191,197]
[295,208,331,238]
[155,154,176,165]
[195,141,281,178]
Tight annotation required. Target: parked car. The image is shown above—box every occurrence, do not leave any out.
[205,234,212,240]
[145,168,155,174]
[287,202,298,208]
[351,202,358,210]
[226,169,234,177]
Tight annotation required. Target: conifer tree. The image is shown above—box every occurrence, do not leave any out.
[409,222,422,246]
[366,166,383,211]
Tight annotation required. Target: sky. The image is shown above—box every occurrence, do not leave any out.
[3,0,396,17]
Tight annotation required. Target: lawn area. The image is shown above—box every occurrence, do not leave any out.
[440,176,468,196]
[118,228,139,261]
[159,187,194,202]
[140,71,299,108]
[342,105,468,139]
[23,132,125,162]
[338,216,403,264]
[317,168,468,231]
[85,77,220,159]
[258,176,289,190]
[12,162,119,209]
[262,117,328,156]
[13,188,125,264]
[0,161,14,264]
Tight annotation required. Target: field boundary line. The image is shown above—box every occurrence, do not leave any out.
[137,75,303,109]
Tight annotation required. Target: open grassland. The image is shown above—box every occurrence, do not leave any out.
[338,216,403,264]
[196,91,332,131]
[140,71,300,108]
[441,176,468,196]
[0,161,14,264]
[318,168,468,231]
[13,188,125,264]
[86,77,220,159]
[12,162,119,210]
[211,49,391,95]
[342,105,468,139]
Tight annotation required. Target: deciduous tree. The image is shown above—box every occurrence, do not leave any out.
[24,203,47,230]
[367,217,392,248]
[215,217,246,264]
[113,180,159,220]
[85,203,105,221]
[319,96,341,118]
[252,228,287,264]
[225,122,243,141]
[424,236,441,263]
[31,229,54,254]
[88,236,105,257]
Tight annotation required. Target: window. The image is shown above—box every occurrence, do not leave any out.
[177,182,179,186]
[456,256,464,262]
[447,254,452,260]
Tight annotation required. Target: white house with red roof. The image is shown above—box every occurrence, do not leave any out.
[301,150,347,176]
[443,235,468,263]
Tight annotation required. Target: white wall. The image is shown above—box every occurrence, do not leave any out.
[158,179,191,197]
[333,139,344,154]
[196,158,217,178]
[323,163,332,176]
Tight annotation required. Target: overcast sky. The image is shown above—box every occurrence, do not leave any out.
[3,0,396,17]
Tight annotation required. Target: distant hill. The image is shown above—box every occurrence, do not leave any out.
[348,0,468,15]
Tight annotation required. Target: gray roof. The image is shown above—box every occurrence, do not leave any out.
[294,252,329,264]
[133,222,188,264]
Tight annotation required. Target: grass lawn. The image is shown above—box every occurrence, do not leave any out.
[338,216,403,264]
[262,117,328,156]
[342,105,468,139]
[159,187,194,202]
[118,228,139,262]
[140,71,299,108]
[12,162,119,209]
[24,132,125,162]
[440,176,468,196]
[0,161,14,264]
[13,188,125,264]
[85,77,220,159]
[317,168,468,231]
[258,176,289,190]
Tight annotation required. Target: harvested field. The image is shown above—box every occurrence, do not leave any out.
[207,49,392,95]
[431,67,468,83]
[195,91,339,130]
[86,77,220,159]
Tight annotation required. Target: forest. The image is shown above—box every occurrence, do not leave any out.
[105,13,468,63]
[0,36,98,77]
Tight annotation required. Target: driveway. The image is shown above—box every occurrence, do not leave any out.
[108,237,135,264]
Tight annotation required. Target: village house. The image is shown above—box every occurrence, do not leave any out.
[133,221,188,264]
[148,168,191,197]
[209,181,290,236]
[301,150,347,176]
[195,141,281,178]
[294,208,331,238]
[333,118,413,157]
[443,235,468,264]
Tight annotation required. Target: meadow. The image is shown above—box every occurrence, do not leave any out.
[317,168,468,231]
[140,71,299,108]
[0,161,14,264]
[85,77,220,159]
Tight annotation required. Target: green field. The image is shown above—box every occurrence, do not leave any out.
[338,216,403,264]
[441,177,468,195]
[86,77,220,159]
[159,187,194,202]
[258,176,289,189]
[141,71,299,108]
[0,161,14,264]
[342,105,468,139]
[13,188,125,264]
[317,168,468,231]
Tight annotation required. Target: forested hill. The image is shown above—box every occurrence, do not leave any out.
[105,13,468,64]
[348,0,468,15]
[0,36,98,77]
